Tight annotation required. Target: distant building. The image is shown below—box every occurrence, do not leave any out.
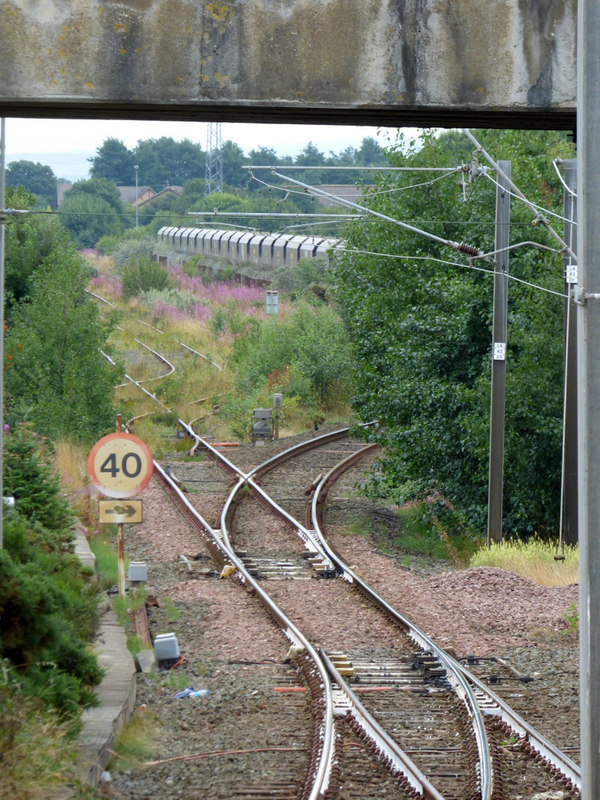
[136,186,183,208]
[56,182,158,207]
[118,185,156,206]
[314,184,373,207]
[56,180,72,206]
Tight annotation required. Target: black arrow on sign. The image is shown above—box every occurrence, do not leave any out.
[105,504,137,518]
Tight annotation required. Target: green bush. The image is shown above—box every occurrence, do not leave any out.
[231,300,351,407]
[0,432,102,717]
[112,236,156,272]
[122,257,170,299]
[3,425,73,531]
[272,256,333,297]
[4,239,121,444]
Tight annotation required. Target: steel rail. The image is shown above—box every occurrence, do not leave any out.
[220,475,456,799]
[243,428,491,798]
[321,651,446,800]
[310,444,582,797]
[221,429,471,798]
[178,417,247,479]
[90,287,223,373]
[247,425,354,481]
[153,459,337,800]
[117,336,175,385]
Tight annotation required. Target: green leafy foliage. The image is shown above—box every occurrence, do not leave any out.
[4,236,122,443]
[89,137,137,184]
[335,129,575,539]
[4,186,62,308]
[4,425,73,530]
[112,235,157,272]
[121,257,170,299]
[6,160,58,208]
[60,178,127,248]
[0,431,102,716]
[231,300,351,407]
[271,256,334,300]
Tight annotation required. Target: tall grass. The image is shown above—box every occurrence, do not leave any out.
[0,683,84,800]
[108,707,159,770]
[95,256,353,441]
[89,532,121,589]
[53,440,95,527]
[470,540,578,586]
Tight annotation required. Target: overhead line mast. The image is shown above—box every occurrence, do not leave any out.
[205,122,223,196]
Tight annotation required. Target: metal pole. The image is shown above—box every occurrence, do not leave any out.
[486,161,511,546]
[578,0,600,795]
[561,160,578,547]
[134,164,139,228]
[115,414,125,596]
[0,118,5,549]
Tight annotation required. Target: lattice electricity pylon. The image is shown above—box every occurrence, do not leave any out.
[205,122,223,196]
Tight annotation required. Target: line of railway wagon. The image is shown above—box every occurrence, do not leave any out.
[157,226,339,269]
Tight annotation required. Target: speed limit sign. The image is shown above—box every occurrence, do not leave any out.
[88,432,153,499]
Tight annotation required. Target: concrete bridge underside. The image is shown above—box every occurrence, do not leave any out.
[0,0,576,130]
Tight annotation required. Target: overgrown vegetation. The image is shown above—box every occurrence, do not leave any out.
[470,540,578,586]
[121,257,170,299]
[107,707,159,771]
[1,177,125,797]
[335,129,575,541]
[0,426,103,718]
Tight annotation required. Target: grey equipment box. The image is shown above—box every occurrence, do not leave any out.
[128,562,148,582]
[154,633,180,661]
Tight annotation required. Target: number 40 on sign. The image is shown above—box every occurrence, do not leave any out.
[88,432,153,499]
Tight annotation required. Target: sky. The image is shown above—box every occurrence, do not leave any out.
[3,118,416,182]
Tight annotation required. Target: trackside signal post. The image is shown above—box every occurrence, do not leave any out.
[88,427,153,597]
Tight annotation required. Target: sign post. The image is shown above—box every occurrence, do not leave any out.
[88,431,153,597]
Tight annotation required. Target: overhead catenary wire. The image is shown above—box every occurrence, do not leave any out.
[259,168,486,259]
[462,128,577,260]
[186,211,362,218]
[244,164,460,172]
[553,158,577,199]
[334,246,568,299]
[473,240,562,260]
[480,170,575,225]
[363,168,463,198]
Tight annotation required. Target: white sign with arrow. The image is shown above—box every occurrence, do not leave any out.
[98,499,143,524]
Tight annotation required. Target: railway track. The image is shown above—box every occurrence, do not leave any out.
[136,424,580,799]
[94,324,579,799]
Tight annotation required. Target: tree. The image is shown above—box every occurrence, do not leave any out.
[220,140,245,187]
[6,160,57,208]
[4,233,122,443]
[355,137,388,166]
[334,129,575,539]
[295,142,327,166]
[4,186,61,307]
[60,178,127,248]
[1,430,102,715]
[133,137,205,188]
[89,137,136,184]
[231,300,351,407]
